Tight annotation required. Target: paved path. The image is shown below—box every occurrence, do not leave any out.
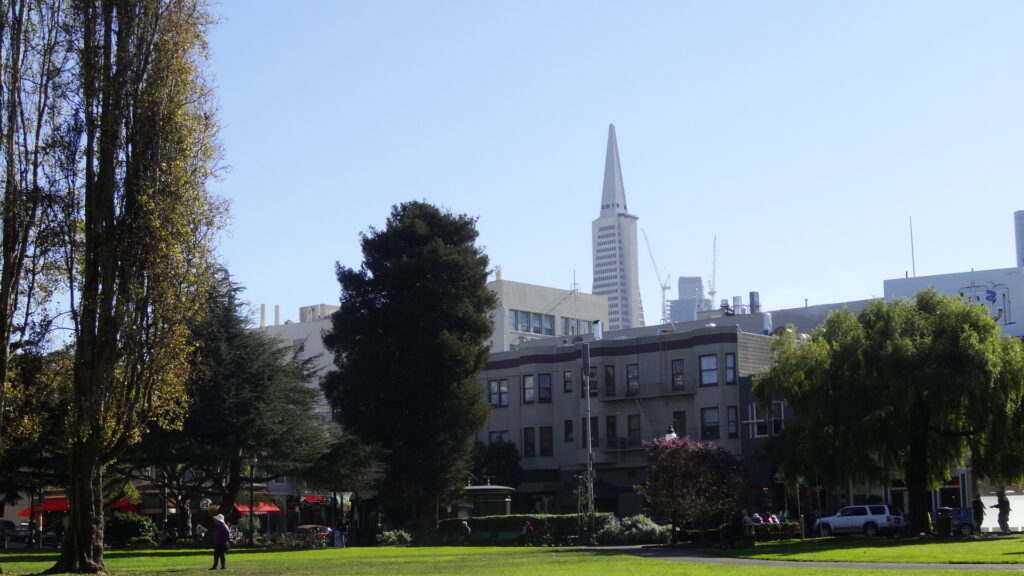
[625,546,1024,571]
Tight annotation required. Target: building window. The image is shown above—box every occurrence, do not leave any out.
[725,353,736,385]
[488,379,508,407]
[701,407,720,440]
[522,374,535,404]
[518,311,530,333]
[727,406,738,438]
[489,430,510,443]
[523,427,536,457]
[538,373,552,403]
[531,313,543,334]
[564,419,573,442]
[627,414,641,446]
[700,354,718,386]
[749,404,769,438]
[543,315,554,336]
[672,410,686,438]
[626,363,639,396]
[582,416,599,448]
[772,400,785,435]
[582,365,598,397]
[604,365,616,396]
[563,370,573,393]
[606,415,618,447]
[539,426,553,457]
[508,310,517,331]
[670,359,684,390]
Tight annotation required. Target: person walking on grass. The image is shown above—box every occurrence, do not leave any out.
[992,490,1011,535]
[210,514,231,570]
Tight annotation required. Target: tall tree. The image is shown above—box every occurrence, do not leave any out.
[321,201,495,543]
[56,0,224,572]
[755,289,1024,533]
[130,273,328,533]
[0,0,74,464]
[471,439,524,488]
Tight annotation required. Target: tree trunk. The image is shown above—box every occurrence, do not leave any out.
[417,499,439,546]
[905,399,932,535]
[50,436,105,573]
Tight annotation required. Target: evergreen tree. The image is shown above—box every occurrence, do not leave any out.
[322,201,495,543]
[131,273,327,533]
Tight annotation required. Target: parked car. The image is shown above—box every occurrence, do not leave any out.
[294,524,331,536]
[814,505,906,537]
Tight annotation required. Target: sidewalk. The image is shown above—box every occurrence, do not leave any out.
[627,546,1024,571]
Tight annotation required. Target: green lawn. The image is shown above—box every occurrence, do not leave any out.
[2,541,1024,576]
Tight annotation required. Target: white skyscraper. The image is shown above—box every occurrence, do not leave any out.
[592,124,644,330]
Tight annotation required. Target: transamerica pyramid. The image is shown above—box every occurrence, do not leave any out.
[591,124,644,330]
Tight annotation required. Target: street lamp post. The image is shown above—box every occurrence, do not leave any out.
[250,454,258,546]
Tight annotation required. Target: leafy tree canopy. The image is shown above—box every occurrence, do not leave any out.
[471,439,524,488]
[322,201,496,540]
[754,288,1024,533]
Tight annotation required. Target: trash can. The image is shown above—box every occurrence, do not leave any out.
[935,507,953,536]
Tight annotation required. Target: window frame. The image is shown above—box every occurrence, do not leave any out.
[700,354,718,386]
[523,427,536,457]
[604,365,616,396]
[725,353,736,385]
[539,426,553,457]
[626,363,639,396]
[701,407,721,440]
[522,374,536,404]
[727,405,738,438]
[563,370,573,393]
[538,373,552,403]
[488,379,508,407]
[671,358,685,390]
[564,419,573,442]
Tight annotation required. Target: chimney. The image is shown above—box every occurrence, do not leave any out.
[260,304,266,328]
[495,267,502,281]
[275,305,280,326]
[749,291,761,314]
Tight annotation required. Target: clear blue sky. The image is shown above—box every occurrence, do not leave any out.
[208,1,1024,325]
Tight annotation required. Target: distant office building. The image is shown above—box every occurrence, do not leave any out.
[669,276,712,322]
[884,210,1024,339]
[487,271,608,353]
[592,124,644,331]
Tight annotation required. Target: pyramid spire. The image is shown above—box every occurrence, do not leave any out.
[600,124,628,216]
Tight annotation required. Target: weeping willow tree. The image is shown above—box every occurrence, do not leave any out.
[52,0,224,572]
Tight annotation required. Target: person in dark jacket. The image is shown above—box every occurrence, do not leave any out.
[209,514,231,570]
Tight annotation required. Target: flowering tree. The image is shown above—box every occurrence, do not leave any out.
[636,437,746,533]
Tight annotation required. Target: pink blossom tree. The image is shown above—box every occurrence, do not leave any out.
[636,437,746,537]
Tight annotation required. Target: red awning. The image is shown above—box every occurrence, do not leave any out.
[235,502,281,513]
[108,499,140,513]
[17,498,70,515]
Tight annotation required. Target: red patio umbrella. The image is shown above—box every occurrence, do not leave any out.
[235,502,281,513]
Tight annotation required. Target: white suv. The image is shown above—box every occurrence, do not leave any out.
[814,505,907,537]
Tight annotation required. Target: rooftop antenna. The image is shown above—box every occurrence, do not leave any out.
[909,216,916,277]
[641,229,671,325]
[708,236,717,304]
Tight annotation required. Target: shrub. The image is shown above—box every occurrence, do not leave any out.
[125,536,158,549]
[438,513,614,546]
[749,522,801,542]
[378,529,411,546]
[105,511,157,545]
[596,514,672,545]
[233,515,262,543]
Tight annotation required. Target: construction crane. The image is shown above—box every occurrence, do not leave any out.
[641,229,671,325]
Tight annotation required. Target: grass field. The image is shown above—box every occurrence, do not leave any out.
[3,538,1024,576]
